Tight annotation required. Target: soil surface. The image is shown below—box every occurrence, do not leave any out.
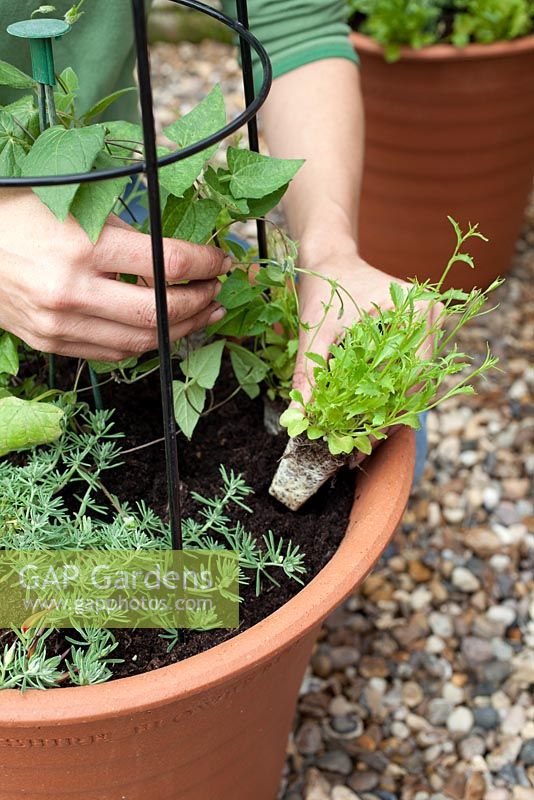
[54,359,355,680]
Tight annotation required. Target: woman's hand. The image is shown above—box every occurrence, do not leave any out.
[293,244,413,403]
[0,190,231,362]
[294,239,442,388]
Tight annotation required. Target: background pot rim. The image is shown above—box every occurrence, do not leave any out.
[0,428,415,724]
[350,30,534,61]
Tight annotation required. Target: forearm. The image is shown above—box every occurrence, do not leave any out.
[261,59,364,266]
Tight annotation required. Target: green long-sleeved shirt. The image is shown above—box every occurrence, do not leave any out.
[0,1,357,119]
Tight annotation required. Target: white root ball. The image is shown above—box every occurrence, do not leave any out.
[269,436,346,511]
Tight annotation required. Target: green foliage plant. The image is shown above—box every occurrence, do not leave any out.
[348,0,534,60]
[269,219,500,510]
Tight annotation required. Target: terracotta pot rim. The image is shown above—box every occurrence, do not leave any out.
[0,429,415,725]
[350,30,534,61]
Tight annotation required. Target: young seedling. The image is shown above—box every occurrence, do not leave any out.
[270,220,501,510]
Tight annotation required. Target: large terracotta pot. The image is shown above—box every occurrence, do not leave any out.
[352,31,534,290]
[0,428,415,800]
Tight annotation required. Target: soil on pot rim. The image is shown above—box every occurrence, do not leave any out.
[4,359,356,683]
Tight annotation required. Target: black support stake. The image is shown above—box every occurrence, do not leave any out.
[235,0,268,263]
[131,0,183,552]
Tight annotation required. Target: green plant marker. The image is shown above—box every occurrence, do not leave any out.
[7,19,69,396]
[7,19,70,86]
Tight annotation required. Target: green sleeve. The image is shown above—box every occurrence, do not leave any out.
[220,0,358,89]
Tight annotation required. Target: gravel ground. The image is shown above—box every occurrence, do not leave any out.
[151,40,534,800]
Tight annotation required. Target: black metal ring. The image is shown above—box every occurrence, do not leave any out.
[0,0,273,188]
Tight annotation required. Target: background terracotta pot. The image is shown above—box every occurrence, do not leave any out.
[352,32,534,290]
[0,428,415,800]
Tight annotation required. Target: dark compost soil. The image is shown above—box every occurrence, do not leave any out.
[9,358,356,682]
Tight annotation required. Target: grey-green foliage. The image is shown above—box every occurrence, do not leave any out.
[65,628,121,686]
[0,626,120,691]
[349,0,534,59]
[0,402,306,688]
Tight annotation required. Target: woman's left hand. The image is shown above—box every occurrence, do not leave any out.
[293,248,412,403]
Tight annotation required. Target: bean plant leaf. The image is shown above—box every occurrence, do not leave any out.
[157,146,205,200]
[70,152,130,243]
[216,269,259,310]
[54,68,79,113]
[3,97,40,142]
[164,84,226,161]
[173,380,206,439]
[159,85,226,198]
[82,87,137,123]
[227,343,269,399]
[105,120,143,158]
[22,125,106,221]
[158,152,208,200]
[58,67,79,94]
[0,110,29,177]
[181,341,225,390]
[88,357,138,375]
[163,193,221,243]
[223,237,248,261]
[0,333,19,376]
[0,60,35,90]
[204,167,249,215]
[0,137,26,177]
[206,300,266,338]
[0,397,63,457]
[246,184,289,219]
[227,147,304,200]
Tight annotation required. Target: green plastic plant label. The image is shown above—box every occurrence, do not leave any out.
[0,550,240,629]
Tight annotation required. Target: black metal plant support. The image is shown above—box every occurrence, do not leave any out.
[131,0,183,549]
[0,0,273,551]
[235,0,269,262]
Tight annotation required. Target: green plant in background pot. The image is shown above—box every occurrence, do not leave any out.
[348,0,534,60]
[346,0,534,293]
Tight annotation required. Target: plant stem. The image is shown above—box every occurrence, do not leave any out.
[88,365,104,410]
[44,84,58,127]
[37,84,47,131]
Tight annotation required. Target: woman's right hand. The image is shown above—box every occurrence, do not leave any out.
[0,190,230,362]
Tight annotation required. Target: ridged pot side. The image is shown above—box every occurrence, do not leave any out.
[0,429,415,800]
[352,32,534,290]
